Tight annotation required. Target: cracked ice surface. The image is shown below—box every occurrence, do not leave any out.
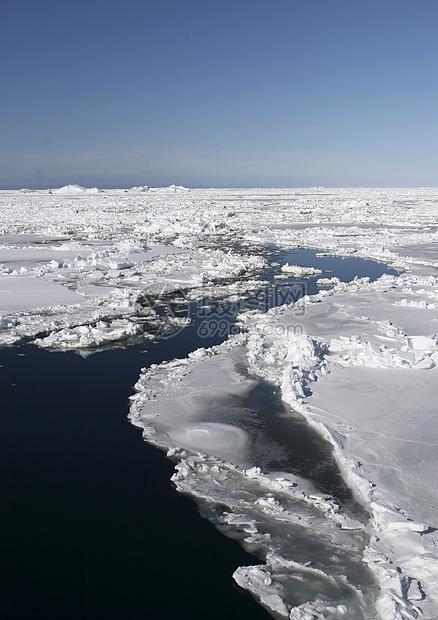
[2,186,438,618]
[0,188,268,347]
[237,272,438,618]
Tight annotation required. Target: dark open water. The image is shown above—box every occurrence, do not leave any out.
[1,342,271,620]
[1,251,397,619]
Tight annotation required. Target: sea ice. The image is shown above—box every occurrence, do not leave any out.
[0,276,85,314]
[2,187,438,618]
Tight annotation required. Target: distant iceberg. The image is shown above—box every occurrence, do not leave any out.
[150,184,190,193]
[128,184,190,193]
[128,185,150,192]
[51,184,103,194]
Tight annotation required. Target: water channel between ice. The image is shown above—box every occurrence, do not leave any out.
[2,249,397,619]
[130,249,400,619]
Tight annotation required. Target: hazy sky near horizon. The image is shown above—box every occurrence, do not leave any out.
[1,0,437,189]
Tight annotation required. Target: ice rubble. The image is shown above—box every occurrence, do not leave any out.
[129,343,376,618]
[236,272,438,618]
[34,319,142,350]
[317,276,341,287]
[0,233,266,348]
[129,268,438,618]
[281,264,323,277]
[2,187,438,618]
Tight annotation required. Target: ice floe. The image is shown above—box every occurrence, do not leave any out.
[281,263,323,277]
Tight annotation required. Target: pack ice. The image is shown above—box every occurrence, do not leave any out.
[2,186,438,619]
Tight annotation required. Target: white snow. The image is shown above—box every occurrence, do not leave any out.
[237,273,438,617]
[316,276,340,287]
[2,187,438,618]
[0,202,266,348]
[0,276,85,314]
[34,319,142,351]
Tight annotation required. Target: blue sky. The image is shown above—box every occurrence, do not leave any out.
[1,0,437,188]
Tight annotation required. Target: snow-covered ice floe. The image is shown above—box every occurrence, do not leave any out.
[236,271,438,618]
[2,187,438,618]
[129,271,438,618]
[0,188,267,348]
[281,263,323,277]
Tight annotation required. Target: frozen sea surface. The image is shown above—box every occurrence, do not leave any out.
[1,187,438,619]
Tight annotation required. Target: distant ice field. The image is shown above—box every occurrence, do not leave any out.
[1,186,438,619]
